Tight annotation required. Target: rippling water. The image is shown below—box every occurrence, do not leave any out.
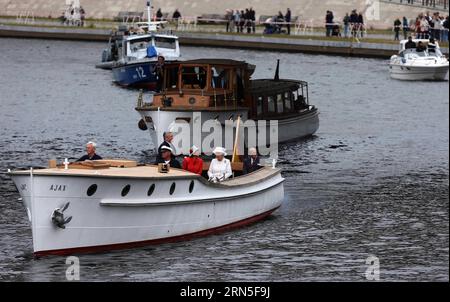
[0,38,448,281]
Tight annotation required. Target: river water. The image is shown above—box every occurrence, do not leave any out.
[0,38,448,281]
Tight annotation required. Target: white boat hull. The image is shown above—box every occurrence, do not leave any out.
[389,63,449,81]
[10,167,284,256]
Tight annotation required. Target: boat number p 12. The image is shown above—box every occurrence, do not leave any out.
[136,67,146,78]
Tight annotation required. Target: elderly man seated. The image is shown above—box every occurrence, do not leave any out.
[243,147,260,174]
[77,141,102,161]
[208,147,232,182]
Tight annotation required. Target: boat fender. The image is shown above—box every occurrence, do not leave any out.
[147,46,158,58]
[51,202,72,229]
[101,49,111,62]
[138,119,148,131]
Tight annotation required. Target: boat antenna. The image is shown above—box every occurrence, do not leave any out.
[274,59,280,81]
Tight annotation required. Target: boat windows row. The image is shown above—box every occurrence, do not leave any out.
[86,180,195,197]
[255,89,309,117]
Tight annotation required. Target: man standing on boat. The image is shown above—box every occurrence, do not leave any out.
[155,146,181,168]
[154,56,165,92]
[77,141,102,161]
[405,36,416,49]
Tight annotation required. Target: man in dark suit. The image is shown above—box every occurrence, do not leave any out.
[243,147,260,174]
[405,36,417,49]
[77,141,102,161]
[285,8,292,35]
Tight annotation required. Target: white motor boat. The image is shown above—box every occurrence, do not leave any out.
[389,39,449,81]
[8,159,284,257]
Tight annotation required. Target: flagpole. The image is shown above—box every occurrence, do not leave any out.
[231,115,241,163]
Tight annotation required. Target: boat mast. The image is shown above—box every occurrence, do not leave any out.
[147,1,152,30]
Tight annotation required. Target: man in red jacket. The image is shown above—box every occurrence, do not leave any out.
[182,145,203,175]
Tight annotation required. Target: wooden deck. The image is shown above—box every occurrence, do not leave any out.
[218,167,282,187]
[10,161,281,186]
[10,165,199,179]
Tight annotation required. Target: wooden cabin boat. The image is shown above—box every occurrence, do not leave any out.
[8,159,284,256]
[135,59,319,152]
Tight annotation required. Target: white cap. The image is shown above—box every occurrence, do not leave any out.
[87,141,97,148]
[161,146,173,153]
[190,145,199,156]
[213,146,227,156]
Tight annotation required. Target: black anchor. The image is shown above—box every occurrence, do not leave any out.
[51,202,72,229]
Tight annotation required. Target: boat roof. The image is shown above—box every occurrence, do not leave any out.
[125,34,178,42]
[250,79,306,94]
[168,59,248,66]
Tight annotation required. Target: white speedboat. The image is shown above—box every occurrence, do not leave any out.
[389,39,449,81]
[8,159,284,257]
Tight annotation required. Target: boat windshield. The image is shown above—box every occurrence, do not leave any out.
[130,40,150,52]
[401,48,428,59]
[428,48,443,57]
[154,37,177,50]
[181,65,208,89]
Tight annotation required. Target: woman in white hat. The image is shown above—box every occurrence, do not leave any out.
[208,147,232,182]
[182,145,203,175]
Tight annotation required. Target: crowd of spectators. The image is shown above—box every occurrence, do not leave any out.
[225,8,256,33]
[326,9,365,38]
[137,6,450,42]
[395,12,449,42]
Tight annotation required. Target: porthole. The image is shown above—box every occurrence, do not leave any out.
[147,184,155,196]
[169,182,176,195]
[189,180,195,193]
[121,184,131,197]
[87,184,97,196]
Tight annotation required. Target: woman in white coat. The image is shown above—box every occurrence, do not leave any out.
[208,147,232,182]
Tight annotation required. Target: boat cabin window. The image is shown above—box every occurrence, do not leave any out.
[257,96,263,116]
[132,42,148,52]
[277,94,284,113]
[165,66,179,89]
[267,96,275,113]
[293,86,309,110]
[181,66,207,89]
[154,37,177,50]
[284,92,292,111]
[129,39,150,52]
[211,67,230,90]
